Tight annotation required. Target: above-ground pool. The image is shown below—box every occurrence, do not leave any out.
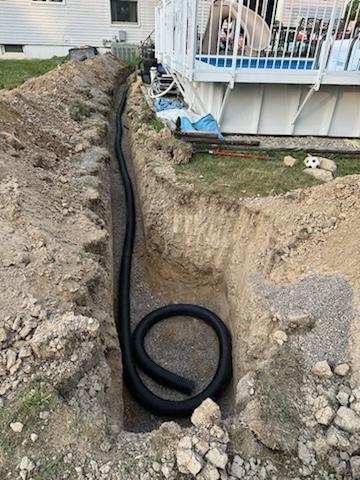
[196,55,315,70]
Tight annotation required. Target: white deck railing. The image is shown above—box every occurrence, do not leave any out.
[155,0,360,85]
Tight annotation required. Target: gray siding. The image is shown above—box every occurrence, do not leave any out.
[0,0,156,47]
[282,0,346,27]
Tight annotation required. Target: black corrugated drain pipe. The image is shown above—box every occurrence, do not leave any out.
[115,90,233,417]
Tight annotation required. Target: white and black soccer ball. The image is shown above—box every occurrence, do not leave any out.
[304,156,321,169]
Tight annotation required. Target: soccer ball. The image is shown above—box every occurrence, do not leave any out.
[304,156,321,169]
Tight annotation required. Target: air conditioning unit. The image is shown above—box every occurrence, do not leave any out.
[111,43,139,62]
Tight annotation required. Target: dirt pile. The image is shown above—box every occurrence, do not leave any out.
[127,77,360,479]
[0,54,131,478]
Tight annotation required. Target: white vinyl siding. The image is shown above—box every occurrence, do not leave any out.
[197,0,346,31]
[0,0,156,49]
[280,0,346,26]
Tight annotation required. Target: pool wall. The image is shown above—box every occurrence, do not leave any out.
[184,79,360,136]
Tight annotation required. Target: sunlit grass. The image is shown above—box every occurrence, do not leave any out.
[176,150,360,198]
[0,57,67,90]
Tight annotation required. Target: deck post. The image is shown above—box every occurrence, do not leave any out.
[170,0,175,70]
[188,0,198,81]
[314,0,339,90]
[181,0,187,75]
[230,0,244,87]
[291,0,340,125]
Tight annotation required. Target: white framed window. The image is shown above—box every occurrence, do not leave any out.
[111,0,138,23]
[3,44,24,53]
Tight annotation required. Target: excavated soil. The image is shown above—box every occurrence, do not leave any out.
[1,55,360,480]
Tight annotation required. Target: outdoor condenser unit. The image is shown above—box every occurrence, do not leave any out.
[111,43,139,62]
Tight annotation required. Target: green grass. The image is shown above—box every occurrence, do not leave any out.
[33,461,68,480]
[0,57,67,90]
[22,387,51,410]
[148,117,164,133]
[176,150,360,198]
[0,386,53,456]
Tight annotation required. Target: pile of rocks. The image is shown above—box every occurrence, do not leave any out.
[0,298,47,397]
[176,399,229,479]
[283,154,337,182]
[298,360,360,478]
[176,399,279,480]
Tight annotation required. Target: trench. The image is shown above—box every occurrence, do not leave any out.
[108,86,234,432]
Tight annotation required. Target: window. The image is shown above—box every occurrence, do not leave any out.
[4,45,24,53]
[111,0,138,23]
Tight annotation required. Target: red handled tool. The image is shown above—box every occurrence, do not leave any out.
[208,150,269,160]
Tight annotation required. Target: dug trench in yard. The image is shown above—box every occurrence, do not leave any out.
[0,53,360,480]
[0,53,236,477]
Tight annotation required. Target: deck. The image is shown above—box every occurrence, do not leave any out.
[155,0,360,86]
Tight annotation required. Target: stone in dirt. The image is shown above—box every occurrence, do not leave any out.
[0,327,8,343]
[298,442,312,465]
[311,360,333,378]
[351,372,360,389]
[351,456,360,479]
[10,421,24,433]
[0,131,24,150]
[334,363,350,376]
[334,406,360,433]
[235,372,255,410]
[231,456,245,478]
[241,398,297,452]
[283,155,299,167]
[200,464,220,480]
[176,447,203,476]
[336,390,350,406]
[191,398,221,428]
[318,157,337,173]
[287,312,315,330]
[272,330,288,345]
[326,426,350,449]
[210,425,229,444]
[304,168,333,182]
[313,437,329,458]
[19,456,35,472]
[205,447,228,470]
[178,436,193,450]
[6,350,17,370]
[194,438,210,456]
[30,313,99,360]
[314,398,335,426]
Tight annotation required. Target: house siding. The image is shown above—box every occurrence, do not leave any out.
[0,0,156,51]
[281,0,346,27]
[196,0,345,31]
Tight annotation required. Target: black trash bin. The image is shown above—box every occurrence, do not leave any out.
[141,44,157,84]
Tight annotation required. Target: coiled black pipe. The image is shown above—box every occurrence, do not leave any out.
[115,90,232,417]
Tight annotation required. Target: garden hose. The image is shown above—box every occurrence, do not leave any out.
[148,79,177,99]
[115,90,233,417]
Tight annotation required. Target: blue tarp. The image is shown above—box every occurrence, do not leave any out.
[154,98,186,112]
[154,98,224,139]
[180,114,224,140]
